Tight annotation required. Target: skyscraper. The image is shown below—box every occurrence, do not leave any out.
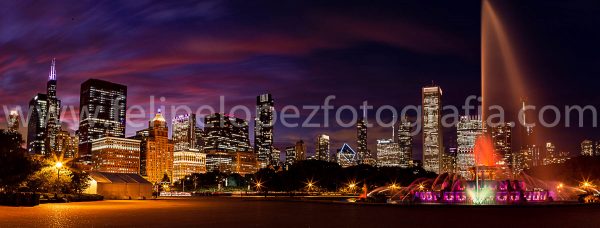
[336,143,357,168]
[146,111,175,184]
[172,114,198,151]
[456,115,482,180]
[357,118,369,162]
[376,138,401,167]
[490,122,513,168]
[78,79,127,167]
[203,113,252,152]
[581,140,594,156]
[316,134,330,161]
[45,59,62,156]
[8,110,19,132]
[422,86,443,173]
[295,140,306,161]
[397,117,414,168]
[27,94,48,155]
[285,146,296,167]
[254,93,275,167]
[520,98,538,168]
[440,147,457,174]
[543,142,556,165]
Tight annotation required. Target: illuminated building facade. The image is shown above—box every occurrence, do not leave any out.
[581,139,594,156]
[295,140,306,161]
[357,118,373,165]
[45,59,62,156]
[254,93,275,167]
[172,114,198,151]
[285,146,296,166]
[145,111,175,184]
[397,118,414,168]
[490,123,513,168]
[27,94,48,155]
[542,142,557,165]
[203,113,251,152]
[91,137,141,174]
[422,86,443,173]
[336,143,357,168]
[205,149,258,175]
[520,98,539,168]
[173,149,206,182]
[456,115,482,180]
[441,148,457,174]
[377,138,401,167]
[56,130,78,158]
[78,79,127,166]
[8,110,19,132]
[233,151,259,175]
[316,134,330,161]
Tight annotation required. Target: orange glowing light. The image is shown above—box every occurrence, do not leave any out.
[473,134,498,166]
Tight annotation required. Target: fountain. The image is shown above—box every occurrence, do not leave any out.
[366,1,560,204]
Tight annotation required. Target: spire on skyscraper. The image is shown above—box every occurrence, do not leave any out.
[49,58,56,81]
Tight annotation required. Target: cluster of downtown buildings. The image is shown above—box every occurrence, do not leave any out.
[6,60,595,186]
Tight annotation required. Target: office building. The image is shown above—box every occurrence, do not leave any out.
[255,93,275,167]
[422,86,443,173]
[145,111,175,184]
[172,114,198,151]
[295,140,306,161]
[377,138,401,167]
[397,118,414,168]
[91,137,141,174]
[285,146,296,166]
[336,143,357,168]
[27,94,48,155]
[56,130,78,158]
[78,79,127,166]
[357,117,372,164]
[45,59,62,155]
[456,115,482,180]
[581,140,594,156]
[490,122,513,167]
[173,149,206,182]
[316,134,330,161]
[203,113,251,152]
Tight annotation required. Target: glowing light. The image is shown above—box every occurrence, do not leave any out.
[473,134,498,166]
[55,161,63,169]
[467,187,493,205]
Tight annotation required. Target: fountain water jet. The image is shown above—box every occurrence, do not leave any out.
[481,0,527,124]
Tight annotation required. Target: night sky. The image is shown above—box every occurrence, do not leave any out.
[1,0,599,157]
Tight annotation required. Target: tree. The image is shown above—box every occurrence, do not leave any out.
[69,171,91,194]
[0,130,40,191]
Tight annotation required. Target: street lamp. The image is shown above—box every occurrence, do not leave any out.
[55,162,63,193]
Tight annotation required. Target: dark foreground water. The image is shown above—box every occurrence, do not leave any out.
[0,197,599,227]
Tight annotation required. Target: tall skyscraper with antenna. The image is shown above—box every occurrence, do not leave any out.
[357,109,371,164]
[45,58,62,155]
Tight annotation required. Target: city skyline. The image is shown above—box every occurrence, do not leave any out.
[2,0,600,157]
[2,1,600,226]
